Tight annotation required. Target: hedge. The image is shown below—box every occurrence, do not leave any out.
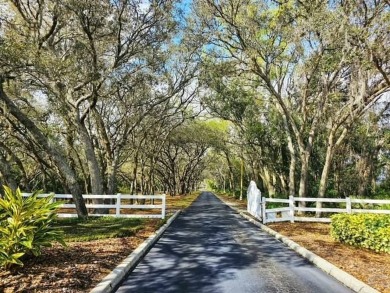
[330,213,390,254]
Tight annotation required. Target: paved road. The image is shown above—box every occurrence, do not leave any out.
[115,192,352,293]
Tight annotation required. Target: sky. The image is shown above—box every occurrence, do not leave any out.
[177,0,192,15]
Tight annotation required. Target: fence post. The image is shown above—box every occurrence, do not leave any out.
[346,197,352,214]
[49,192,55,203]
[116,193,121,217]
[162,194,166,219]
[289,196,295,223]
[262,197,267,224]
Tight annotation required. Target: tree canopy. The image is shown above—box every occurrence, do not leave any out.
[0,0,389,217]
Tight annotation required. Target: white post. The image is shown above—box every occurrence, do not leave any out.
[289,196,295,223]
[262,197,267,224]
[162,194,166,219]
[346,197,352,214]
[49,192,55,203]
[116,193,121,217]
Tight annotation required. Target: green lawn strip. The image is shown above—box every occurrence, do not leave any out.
[165,191,201,210]
[215,191,248,209]
[53,217,158,242]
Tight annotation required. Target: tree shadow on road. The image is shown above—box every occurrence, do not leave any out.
[115,192,324,293]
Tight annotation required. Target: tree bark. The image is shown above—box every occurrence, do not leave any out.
[92,109,117,194]
[0,80,88,218]
[316,127,348,217]
[77,120,107,214]
[297,150,311,211]
[262,167,276,197]
[298,151,310,199]
[0,141,29,190]
[224,150,235,194]
[0,156,18,190]
[287,137,297,197]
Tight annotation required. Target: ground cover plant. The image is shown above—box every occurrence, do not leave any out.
[0,187,65,269]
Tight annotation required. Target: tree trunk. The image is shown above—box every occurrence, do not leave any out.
[92,109,116,194]
[357,154,375,197]
[298,150,310,210]
[240,158,244,200]
[0,82,88,218]
[149,156,156,195]
[281,112,297,197]
[140,158,146,203]
[262,167,276,197]
[224,151,235,194]
[279,173,288,195]
[0,156,18,190]
[316,128,347,217]
[77,121,107,214]
[288,141,297,197]
[0,141,29,190]
[316,141,334,217]
[107,158,117,195]
[132,152,139,195]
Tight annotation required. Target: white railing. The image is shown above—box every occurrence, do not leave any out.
[262,196,390,224]
[21,193,166,219]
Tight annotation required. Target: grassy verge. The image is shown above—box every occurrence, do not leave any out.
[214,191,248,210]
[55,191,201,242]
[53,217,155,242]
[165,191,200,210]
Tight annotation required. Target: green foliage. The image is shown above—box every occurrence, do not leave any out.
[0,186,65,269]
[331,214,390,254]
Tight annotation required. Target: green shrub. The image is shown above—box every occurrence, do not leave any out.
[0,186,66,269]
[331,213,390,253]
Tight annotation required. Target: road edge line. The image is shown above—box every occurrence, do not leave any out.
[215,195,379,293]
[89,210,181,293]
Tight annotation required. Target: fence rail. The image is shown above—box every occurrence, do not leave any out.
[262,196,390,224]
[21,193,166,219]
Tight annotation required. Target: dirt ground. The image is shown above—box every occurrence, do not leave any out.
[0,223,158,293]
[268,222,390,293]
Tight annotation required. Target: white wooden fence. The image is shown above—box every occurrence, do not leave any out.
[262,196,390,224]
[21,193,166,219]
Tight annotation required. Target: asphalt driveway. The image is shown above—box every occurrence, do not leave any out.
[115,192,353,293]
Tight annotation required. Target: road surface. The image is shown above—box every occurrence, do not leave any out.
[115,192,352,293]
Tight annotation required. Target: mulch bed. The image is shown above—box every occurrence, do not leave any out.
[0,225,158,293]
[268,222,390,293]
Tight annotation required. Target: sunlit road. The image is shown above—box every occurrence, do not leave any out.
[115,192,352,293]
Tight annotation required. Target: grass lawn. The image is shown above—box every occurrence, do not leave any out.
[165,191,200,210]
[54,217,151,242]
